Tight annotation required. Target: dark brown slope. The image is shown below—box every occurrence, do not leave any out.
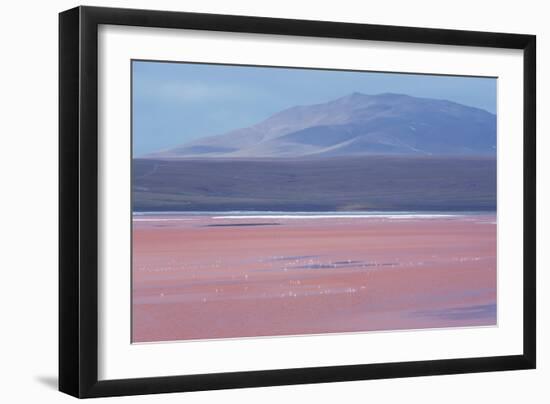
[133,156,496,212]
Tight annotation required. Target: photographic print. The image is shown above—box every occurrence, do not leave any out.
[131,61,497,343]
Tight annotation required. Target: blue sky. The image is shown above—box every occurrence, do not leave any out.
[132,60,496,156]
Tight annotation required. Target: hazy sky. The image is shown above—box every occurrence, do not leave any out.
[132,60,496,156]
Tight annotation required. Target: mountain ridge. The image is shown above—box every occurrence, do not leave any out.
[145,92,496,159]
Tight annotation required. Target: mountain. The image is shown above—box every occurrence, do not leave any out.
[146,92,497,158]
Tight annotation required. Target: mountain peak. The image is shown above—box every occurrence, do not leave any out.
[334,92,370,102]
[376,92,413,99]
[146,93,496,159]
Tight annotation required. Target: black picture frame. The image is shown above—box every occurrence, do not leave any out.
[59,5,536,398]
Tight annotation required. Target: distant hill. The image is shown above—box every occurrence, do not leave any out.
[133,156,496,212]
[146,92,497,159]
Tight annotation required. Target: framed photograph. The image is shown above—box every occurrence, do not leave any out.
[59,6,536,398]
